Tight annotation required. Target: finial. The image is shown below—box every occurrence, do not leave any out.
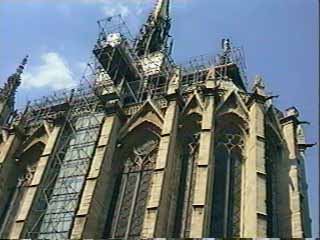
[253,75,265,90]
[222,38,231,52]
[153,0,170,20]
[135,0,171,56]
[252,75,267,96]
[285,106,299,118]
[16,55,29,76]
[0,55,29,103]
[6,55,28,89]
[0,55,29,126]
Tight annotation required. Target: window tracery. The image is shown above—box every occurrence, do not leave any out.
[0,142,44,238]
[211,126,244,237]
[180,133,200,237]
[17,164,37,187]
[111,139,159,239]
[171,112,202,237]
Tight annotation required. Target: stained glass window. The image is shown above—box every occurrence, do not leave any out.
[265,127,282,236]
[0,142,44,238]
[110,139,159,239]
[211,126,244,237]
[179,133,200,237]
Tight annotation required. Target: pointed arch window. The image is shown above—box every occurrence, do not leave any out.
[110,139,159,238]
[177,133,200,237]
[264,126,283,236]
[211,126,244,237]
[0,142,45,238]
[173,113,202,237]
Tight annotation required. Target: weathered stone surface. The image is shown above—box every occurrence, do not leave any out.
[0,2,312,239]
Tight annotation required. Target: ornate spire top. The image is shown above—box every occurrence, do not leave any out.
[16,55,29,76]
[153,0,170,21]
[253,75,265,88]
[135,0,171,57]
[0,55,29,105]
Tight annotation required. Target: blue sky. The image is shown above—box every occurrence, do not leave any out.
[0,0,318,237]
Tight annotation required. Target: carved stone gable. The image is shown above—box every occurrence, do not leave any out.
[182,91,204,116]
[216,90,249,120]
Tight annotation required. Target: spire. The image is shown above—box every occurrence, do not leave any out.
[0,55,28,107]
[153,0,170,20]
[135,0,171,57]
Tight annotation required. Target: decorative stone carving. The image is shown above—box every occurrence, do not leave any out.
[125,139,159,171]
[252,75,266,96]
[17,164,37,187]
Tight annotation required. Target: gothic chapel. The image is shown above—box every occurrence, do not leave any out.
[0,0,313,238]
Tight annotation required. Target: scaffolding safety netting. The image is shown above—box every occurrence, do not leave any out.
[5,15,250,239]
[28,113,104,239]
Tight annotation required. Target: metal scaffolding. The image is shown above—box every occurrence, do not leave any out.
[92,15,174,104]
[37,114,104,239]
[8,14,249,240]
[20,14,175,239]
[23,17,126,240]
[178,44,248,93]
[179,54,215,92]
[25,86,106,238]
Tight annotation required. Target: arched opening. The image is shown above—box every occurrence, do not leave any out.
[174,112,202,237]
[106,121,161,239]
[0,141,45,237]
[211,114,246,237]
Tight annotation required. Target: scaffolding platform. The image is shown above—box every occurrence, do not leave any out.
[4,13,253,240]
[93,33,141,84]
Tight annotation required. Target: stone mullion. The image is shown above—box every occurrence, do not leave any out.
[111,172,127,237]
[180,143,195,237]
[7,122,64,239]
[125,170,142,238]
[70,107,122,239]
[189,92,215,238]
[141,94,180,238]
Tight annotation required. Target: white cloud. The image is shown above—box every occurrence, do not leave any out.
[22,52,76,90]
[79,0,153,17]
[102,2,130,17]
[80,0,149,4]
[76,62,87,74]
[79,0,107,3]
[64,0,193,18]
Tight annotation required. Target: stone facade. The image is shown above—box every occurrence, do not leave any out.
[0,0,313,238]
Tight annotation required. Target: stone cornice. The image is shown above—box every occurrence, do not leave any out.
[280,115,299,126]
[247,92,268,107]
